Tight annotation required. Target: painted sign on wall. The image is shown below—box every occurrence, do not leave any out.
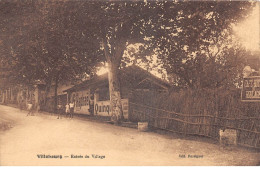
[241,76,260,102]
[94,99,129,119]
[72,90,91,114]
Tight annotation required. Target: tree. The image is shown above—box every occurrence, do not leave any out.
[65,1,164,123]
[76,1,255,123]
[0,1,254,123]
[153,1,255,89]
[31,1,104,112]
[0,1,103,112]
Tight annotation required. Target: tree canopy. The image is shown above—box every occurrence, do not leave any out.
[0,0,255,121]
[152,1,255,89]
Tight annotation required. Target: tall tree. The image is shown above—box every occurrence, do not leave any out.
[0,1,103,111]
[75,1,254,123]
[153,1,255,89]
[65,1,163,123]
[0,1,254,122]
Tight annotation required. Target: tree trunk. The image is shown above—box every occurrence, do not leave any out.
[108,62,124,124]
[101,30,126,124]
[54,75,59,114]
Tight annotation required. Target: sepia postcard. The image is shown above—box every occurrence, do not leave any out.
[0,0,260,166]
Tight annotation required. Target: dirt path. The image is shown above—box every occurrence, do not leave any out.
[0,105,259,166]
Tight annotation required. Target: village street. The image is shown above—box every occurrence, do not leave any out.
[0,105,259,166]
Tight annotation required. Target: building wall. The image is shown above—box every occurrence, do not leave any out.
[69,87,129,119]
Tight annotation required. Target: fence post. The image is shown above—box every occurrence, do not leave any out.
[243,120,254,145]
[250,120,256,146]
[254,132,259,148]
[155,109,157,128]
[214,111,219,138]
[164,112,168,129]
[184,113,188,135]
[203,109,207,136]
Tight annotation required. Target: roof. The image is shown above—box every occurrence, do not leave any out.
[63,73,108,92]
[64,65,171,92]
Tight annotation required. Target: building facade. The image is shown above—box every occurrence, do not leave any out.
[64,65,171,119]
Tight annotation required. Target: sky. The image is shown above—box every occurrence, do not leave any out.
[233,2,260,52]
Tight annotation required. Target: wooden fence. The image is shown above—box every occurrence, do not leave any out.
[128,90,260,149]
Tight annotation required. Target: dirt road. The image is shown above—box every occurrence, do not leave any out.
[0,105,259,166]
